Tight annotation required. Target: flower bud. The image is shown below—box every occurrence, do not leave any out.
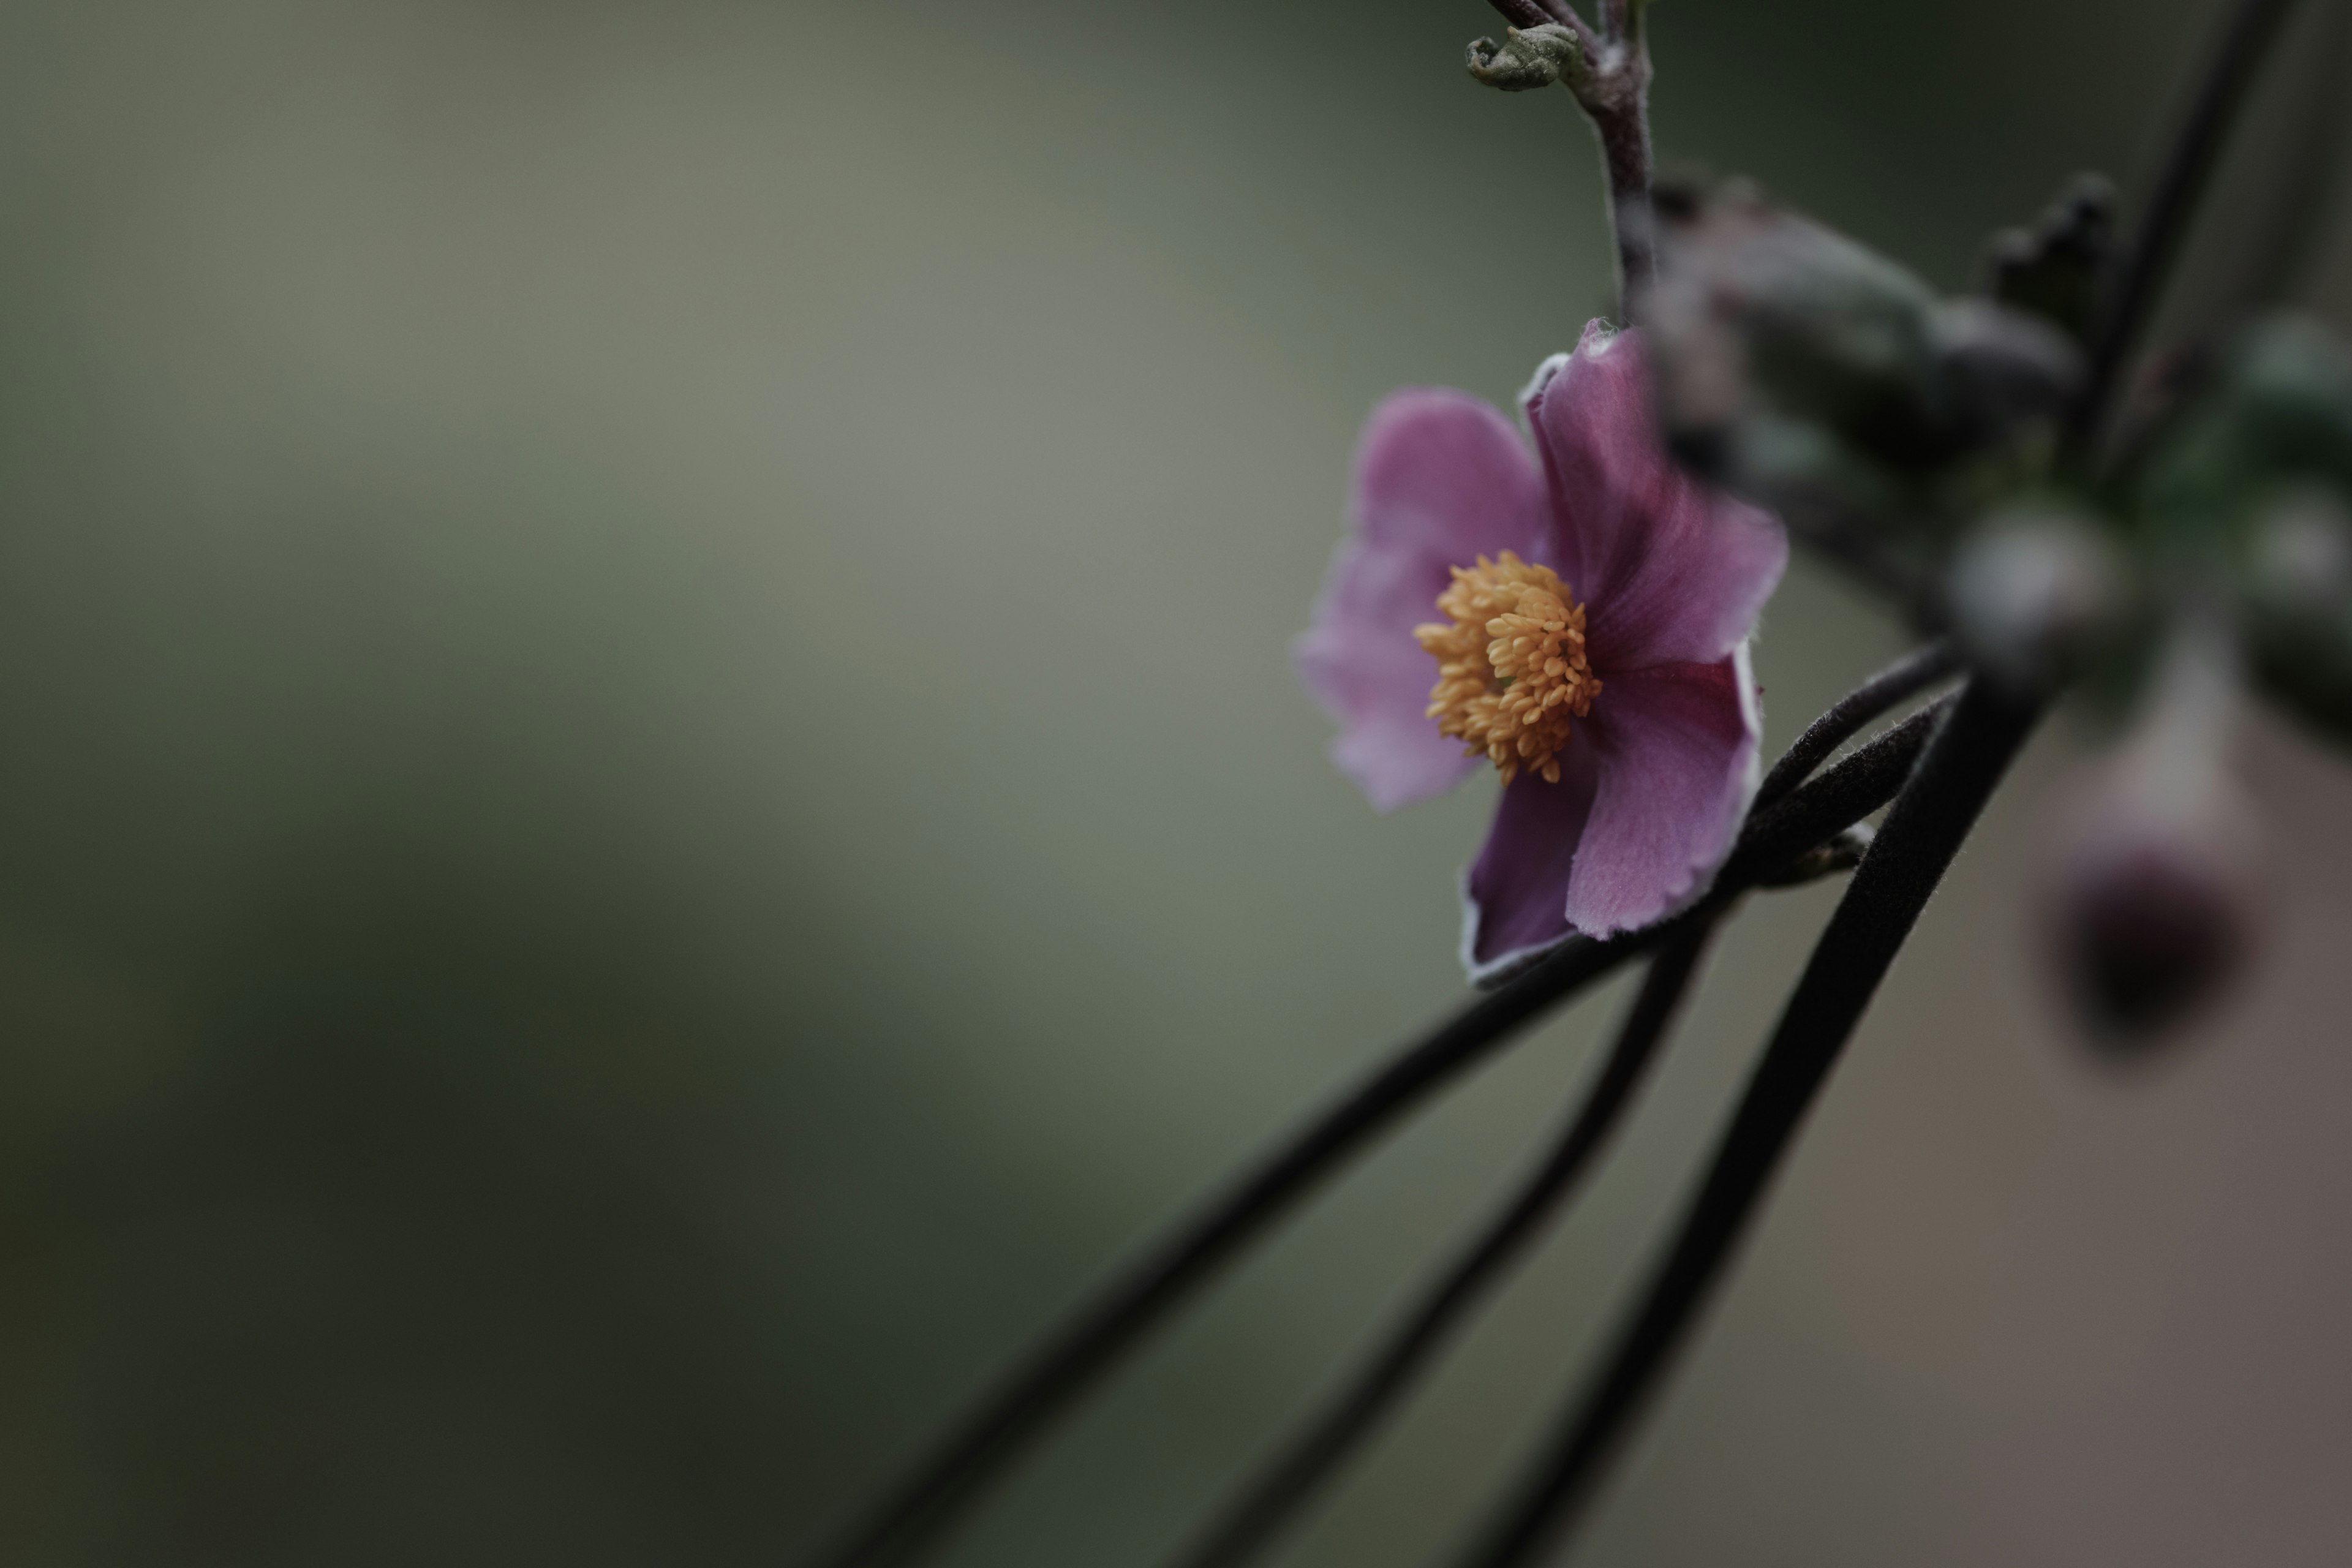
[1644,183,2081,485]
[2225,318,2352,483]
[2040,627,2261,1050]
[1985,173,2117,344]
[1946,506,2133,694]
[1643,183,1940,460]
[2245,486,2352,614]
[1925,299,2083,448]
[2240,488,2352,751]
[1466,24,1585,92]
[2141,316,2352,551]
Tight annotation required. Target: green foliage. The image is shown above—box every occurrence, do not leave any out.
[2138,317,2352,554]
[1465,24,1586,92]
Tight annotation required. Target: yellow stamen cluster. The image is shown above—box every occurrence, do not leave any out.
[1415,552,1601,786]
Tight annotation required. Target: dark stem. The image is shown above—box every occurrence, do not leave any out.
[1714,696,1948,893]
[1478,0,1654,312]
[1447,680,2043,1568]
[1164,918,1719,1568]
[804,713,1937,1568]
[2065,0,2303,460]
[1591,96,1655,312]
[1754,641,1958,810]
[1433,9,2305,1553]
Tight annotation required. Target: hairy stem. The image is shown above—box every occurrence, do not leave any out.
[1591,94,1654,311]
[1448,680,2041,1568]
[1166,918,1718,1568]
[1479,0,1654,311]
[804,710,1937,1568]
[1434,6,2307,1553]
[1755,641,1959,809]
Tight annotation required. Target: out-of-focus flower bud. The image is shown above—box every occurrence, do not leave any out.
[2245,486,2352,614]
[1645,184,1937,450]
[2240,487,2352,750]
[2141,316,2352,550]
[1926,299,2083,449]
[2223,318,2352,480]
[1947,505,2133,693]
[1679,413,1904,520]
[1985,174,2117,345]
[2040,625,2261,1050]
[1645,183,2082,487]
[1466,24,1585,92]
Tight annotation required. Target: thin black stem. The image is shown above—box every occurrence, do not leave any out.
[1718,696,1948,892]
[1433,10,2306,1553]
[2065,0,2303,461]
[1447,679,2043,1568]
[1166,919,1719,1568]
[813,940,1649,1568]
[1754,641,1958,810]
[805,714,1936,1568]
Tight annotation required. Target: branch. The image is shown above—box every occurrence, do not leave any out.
[1477,0,1654,311]
[1449,679,2042,1568]
[1164,918,1719,1568]
[802,709,1939,1568]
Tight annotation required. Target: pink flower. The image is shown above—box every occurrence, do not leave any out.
[1298,322,1787,982]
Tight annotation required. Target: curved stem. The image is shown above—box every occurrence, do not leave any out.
[1447,680,2042,1568]
[812,940,1648,1568]
[1754,641,1959,810]
[804,712,1936,1568]
[1166,918,1719,1568]
[1434,7,2306,1553]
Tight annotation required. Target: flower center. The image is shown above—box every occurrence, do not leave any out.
[1414,552,1601,786]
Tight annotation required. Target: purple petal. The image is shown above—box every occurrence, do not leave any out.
[1297,388,1551,812]
[1461,737,1602,984]
[1561,650,1763,938]
[1521,324,1787,671]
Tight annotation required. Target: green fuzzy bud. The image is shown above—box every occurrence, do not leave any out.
[1466,24,1585,92]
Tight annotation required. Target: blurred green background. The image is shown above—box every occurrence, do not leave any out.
[4,1,2352,1564]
